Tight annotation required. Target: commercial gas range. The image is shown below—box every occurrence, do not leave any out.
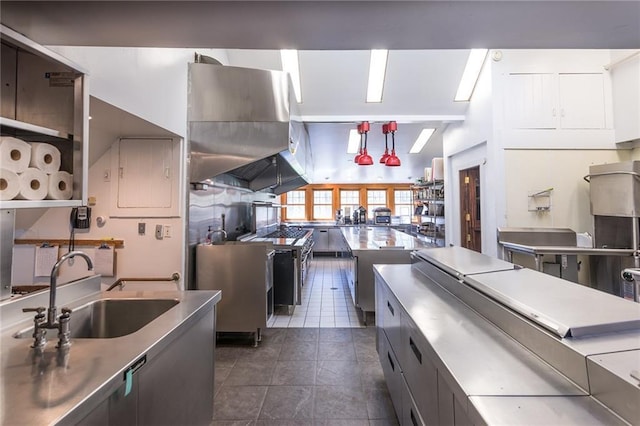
[241,226,314,314]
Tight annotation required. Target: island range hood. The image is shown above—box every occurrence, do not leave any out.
[188,61,312,194]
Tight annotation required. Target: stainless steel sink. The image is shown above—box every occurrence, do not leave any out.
[14,298,179,339]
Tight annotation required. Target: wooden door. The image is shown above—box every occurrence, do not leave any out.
[459,167,481,252]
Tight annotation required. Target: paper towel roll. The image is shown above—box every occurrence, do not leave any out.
[47,171,73,200]
[0,137,31,173]
[0,168,21,200]
[431,157,444,181]
[29,143,61,174]
[16,168,48,200]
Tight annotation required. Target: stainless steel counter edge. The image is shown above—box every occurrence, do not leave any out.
[1,276,221,425]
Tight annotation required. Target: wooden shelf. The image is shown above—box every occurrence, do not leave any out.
[14,238,124,249]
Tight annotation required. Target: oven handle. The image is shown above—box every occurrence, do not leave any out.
[302,241,315,257]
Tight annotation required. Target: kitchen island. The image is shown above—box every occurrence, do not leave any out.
[0,275,221,425]
[341,226,434,324]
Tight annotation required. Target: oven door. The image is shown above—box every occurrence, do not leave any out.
[273,250,298,313]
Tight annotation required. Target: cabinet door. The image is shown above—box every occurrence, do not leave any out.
[402,316,438,425]
[558,73,606,129]
[507,73,556,129]
[117,138,174,208]
[313,228,330,251]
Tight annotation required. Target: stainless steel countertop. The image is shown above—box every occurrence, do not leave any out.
[415,246,515,276]
[464,268,640,338]
[0,276,221,425]
[341,227,432,251]
[374,264,585,397]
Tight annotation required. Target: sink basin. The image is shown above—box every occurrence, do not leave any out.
[14,298,179,339]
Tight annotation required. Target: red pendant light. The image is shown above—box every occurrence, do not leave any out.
[357,121,373,166]
[385,121,401,167]
[379,123,390,164]
[354,123,363,163]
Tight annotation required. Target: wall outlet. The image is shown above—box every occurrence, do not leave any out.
[155,224,164,240]
[138,222,146,235]
[163,225,172,238]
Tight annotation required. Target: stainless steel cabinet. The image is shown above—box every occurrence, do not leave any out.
[0,25,88,208]
[313,227,348,254]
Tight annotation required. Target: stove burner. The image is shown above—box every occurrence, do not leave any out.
[265,228,308,239]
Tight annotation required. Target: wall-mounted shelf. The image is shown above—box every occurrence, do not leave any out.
[14,239,125,249]
[528,188,553,212]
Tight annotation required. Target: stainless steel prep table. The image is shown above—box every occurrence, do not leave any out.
[341,226,433,323]
[374,246,640,425]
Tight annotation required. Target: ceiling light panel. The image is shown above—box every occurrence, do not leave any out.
[409,128,435,153]
[454,48,488,102]
[366,49,388,103]
[280,49,302,103]
[347,129,360,154]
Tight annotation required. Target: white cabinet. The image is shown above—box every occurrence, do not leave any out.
[507,72,606,130]
[110,138,180,217]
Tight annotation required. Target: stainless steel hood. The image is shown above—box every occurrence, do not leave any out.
[188,62,312,194]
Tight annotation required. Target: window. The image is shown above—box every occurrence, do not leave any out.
[313,190,333,219]
[367,189,387,219]
[394,190,412,224]
[285,190,305,220]
[340,190,359,220]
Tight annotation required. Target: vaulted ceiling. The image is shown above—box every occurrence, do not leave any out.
[2,1,638,183]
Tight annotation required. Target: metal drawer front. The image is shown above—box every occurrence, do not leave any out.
[402,315,438,425]
[379,329,403,419]
[402,374,425,426]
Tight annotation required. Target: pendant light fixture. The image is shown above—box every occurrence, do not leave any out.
[379,123,390,164]
[385,121,401,167]
[354,123,363,163]
[357,121,373,166]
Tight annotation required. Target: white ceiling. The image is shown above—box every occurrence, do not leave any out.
[2,1,638,184]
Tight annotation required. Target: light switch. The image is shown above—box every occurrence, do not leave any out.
[155,224,164,240]
[138,222,146,235]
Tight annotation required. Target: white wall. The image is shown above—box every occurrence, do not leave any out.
[49,47,229,137]
[443,51,500,255]
[610,50,640,144]
[443,49,629,260]
[503,149,631,232]
[13,125,186,290]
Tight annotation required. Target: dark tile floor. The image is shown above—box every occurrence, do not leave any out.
[212,328,399,425]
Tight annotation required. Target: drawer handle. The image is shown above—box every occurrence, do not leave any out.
[387,301,394,316]
[409,337,422,364]
[410,408,418,426]
[387,351,395,372]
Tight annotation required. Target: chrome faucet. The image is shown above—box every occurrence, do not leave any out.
[23,251,93,349]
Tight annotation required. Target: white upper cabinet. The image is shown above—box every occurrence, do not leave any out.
[558,73,606,129]
[0,25,88,208]
[507,72,606,130]
[110,137,180,217]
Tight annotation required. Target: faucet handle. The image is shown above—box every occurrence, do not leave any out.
[23,307,46,315]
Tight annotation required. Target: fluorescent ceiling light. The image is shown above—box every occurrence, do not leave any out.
[454,48,488,102]
[366,49,388,103]
[347,129,361,154]
[280,49,302,103]
[409,128,436,154]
